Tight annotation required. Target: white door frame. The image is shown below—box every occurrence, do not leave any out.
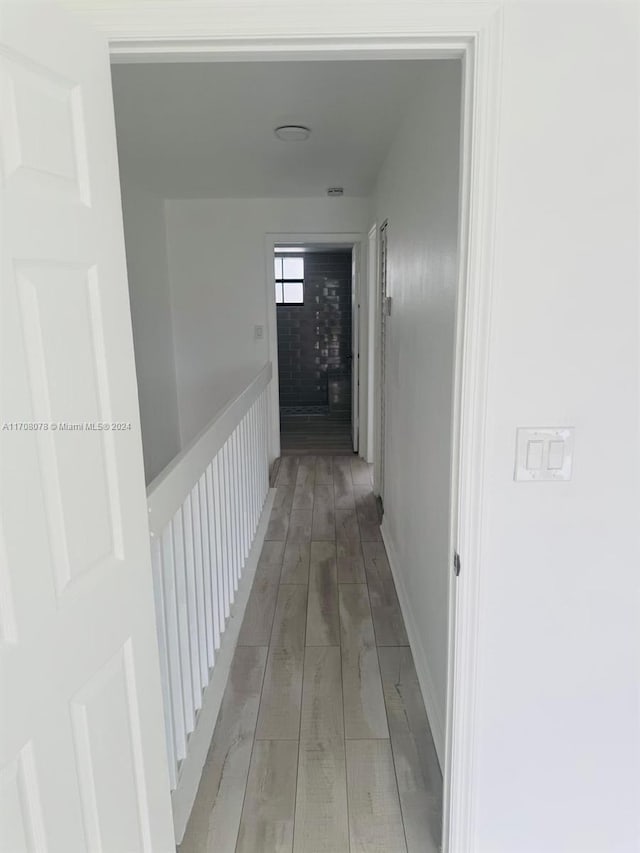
[264,233,365,461]
[68,5,503,849]
[374,219,389,502]
[351,245,360,454]
[366,223,378,467]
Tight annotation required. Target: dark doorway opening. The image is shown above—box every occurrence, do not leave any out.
[276,247,354,454]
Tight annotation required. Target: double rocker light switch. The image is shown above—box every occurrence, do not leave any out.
[514,427,574,482]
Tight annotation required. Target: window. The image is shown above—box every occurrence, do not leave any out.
[274,255,304,304]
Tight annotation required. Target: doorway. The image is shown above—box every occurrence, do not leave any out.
[113,52,471,849]
[7,5,502,844]
[274,244,356,454]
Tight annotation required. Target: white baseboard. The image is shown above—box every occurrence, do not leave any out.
[171,487,277,844]
[380,520,446,769]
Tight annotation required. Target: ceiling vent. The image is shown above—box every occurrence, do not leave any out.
[327,187,344,197]
[274,125,311,142]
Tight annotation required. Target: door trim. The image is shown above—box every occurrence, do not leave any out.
[375,219,389,504]
[351,243,360,454]
[366,223,377,467]
[69,5,504,848]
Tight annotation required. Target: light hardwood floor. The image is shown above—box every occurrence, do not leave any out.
[179,456,442,853]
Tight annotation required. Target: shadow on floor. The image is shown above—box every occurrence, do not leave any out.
[279,409,353,455]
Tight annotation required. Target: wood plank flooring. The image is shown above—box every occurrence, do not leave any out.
[280,416,354,454]
[179,456,442,853]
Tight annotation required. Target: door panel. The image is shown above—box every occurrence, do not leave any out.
[0,4,174,850]
[0,742,47,852]
[16,262,123,592]
[70,642,151,852]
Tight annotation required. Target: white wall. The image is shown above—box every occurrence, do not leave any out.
[120,182,181,483]
[164,197,370,445]
[374,59,462,761]
[472,5,639,851]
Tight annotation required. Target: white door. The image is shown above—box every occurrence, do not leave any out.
[0,4,175,851]
[351,248,359,452]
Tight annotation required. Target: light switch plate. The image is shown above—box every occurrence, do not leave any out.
[515,427,574,482]
[254,324,264,340]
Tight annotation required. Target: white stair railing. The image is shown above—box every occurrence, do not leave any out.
[146,363,272,789]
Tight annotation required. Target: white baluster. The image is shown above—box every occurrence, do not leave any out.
[259,392,266,499]
[208,460,223,648]
[182,494,203,711]
[260,394,266,503]
[247,402,255,534]
[257,394,264,505]
[150,536,177,789]
[252,399,260,531]
[220,443,233,617]
[262,390,269,497]
[239,416,249,564]
[171,509,196,733]
[223,439,237,599]
[230,429,240,591]
[255,397,261,513]
[160,524,187,762]
[191,482,209,690]
[199,473,215,669]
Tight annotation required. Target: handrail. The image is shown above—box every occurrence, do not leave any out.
[147,362,272,536]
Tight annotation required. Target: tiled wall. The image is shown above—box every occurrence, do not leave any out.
[277,251,352,411]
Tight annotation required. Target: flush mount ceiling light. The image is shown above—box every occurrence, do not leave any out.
[274,125,311,142]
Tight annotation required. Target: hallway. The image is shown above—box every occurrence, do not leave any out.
[180,455,442,853]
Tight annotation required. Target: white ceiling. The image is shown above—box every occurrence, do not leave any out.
[111,60,441,198]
